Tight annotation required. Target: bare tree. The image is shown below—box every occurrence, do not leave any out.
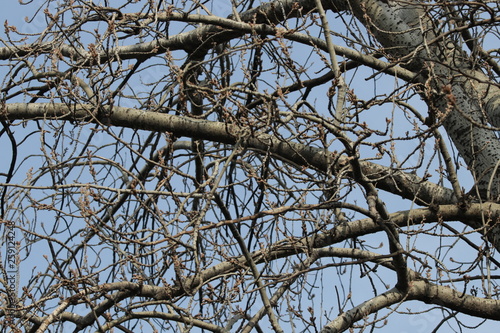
[0,0,500,331]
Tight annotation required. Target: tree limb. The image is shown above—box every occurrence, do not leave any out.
[2,102,456,206]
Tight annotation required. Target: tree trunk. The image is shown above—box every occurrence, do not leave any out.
[326,0,500,245]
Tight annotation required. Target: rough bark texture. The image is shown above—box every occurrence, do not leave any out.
[325,0,500,200]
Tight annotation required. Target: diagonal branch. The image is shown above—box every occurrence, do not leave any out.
[319,279,500,333]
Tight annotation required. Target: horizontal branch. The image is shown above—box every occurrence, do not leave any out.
[0,0,414,81]
[3,102,455,205]
[100,311,226,332]
[313,202,500,250]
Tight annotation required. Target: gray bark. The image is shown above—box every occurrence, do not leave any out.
[3,102,455,206]
[327,0,500,200]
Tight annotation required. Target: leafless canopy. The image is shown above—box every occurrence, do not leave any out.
[1,0,500,332]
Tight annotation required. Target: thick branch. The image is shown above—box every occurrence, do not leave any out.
[320,280,500,332]
[12,202,498,330]
[0,1,414,81]
[320,287,405,333]
[109,202,500,301]
[2,102,455,206]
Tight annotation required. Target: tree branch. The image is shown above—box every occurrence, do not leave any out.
[2,102,456,206]
[320,279,500,333]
